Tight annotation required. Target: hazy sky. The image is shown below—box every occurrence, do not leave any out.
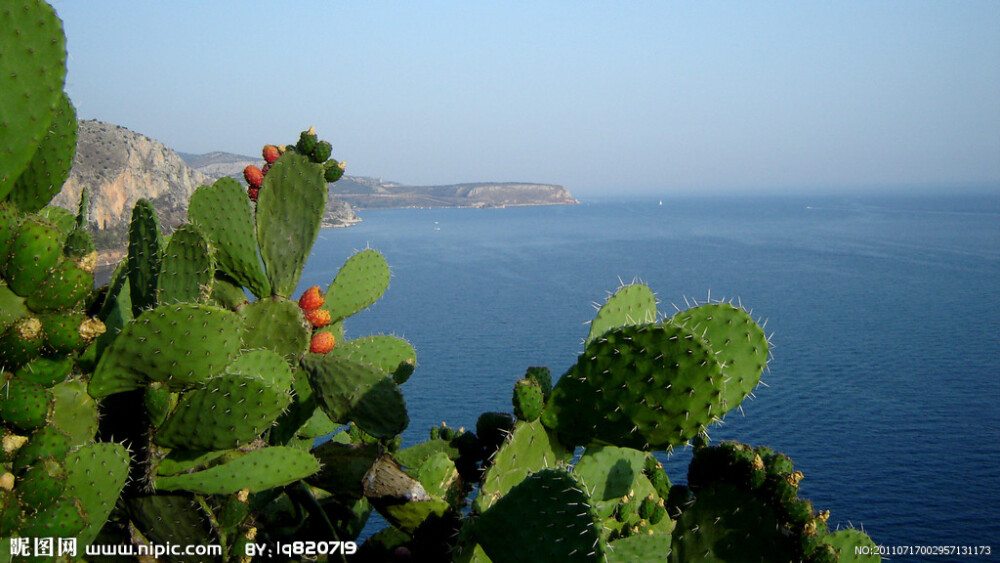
[53,2,999,196]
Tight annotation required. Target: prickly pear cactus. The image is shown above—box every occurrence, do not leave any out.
[1,2,880,558]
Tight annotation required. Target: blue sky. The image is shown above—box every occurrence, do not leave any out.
[53,2,999,196]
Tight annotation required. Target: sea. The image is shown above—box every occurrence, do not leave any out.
[296,192,1000,561]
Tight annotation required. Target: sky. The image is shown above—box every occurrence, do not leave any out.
[52,1,1000,196]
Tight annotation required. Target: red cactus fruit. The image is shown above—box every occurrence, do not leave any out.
[243,165,264,188]
[310,332,336,354]
[262,144,280,164]
[298,286,325,311]
[248,187,259,202]
[261,162,271,176]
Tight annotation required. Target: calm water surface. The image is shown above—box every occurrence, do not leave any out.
[298,193,1000,559]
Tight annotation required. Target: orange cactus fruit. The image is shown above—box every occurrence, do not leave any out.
[310,332,336,354]
[305,308,332,328]
[298,286,325,311]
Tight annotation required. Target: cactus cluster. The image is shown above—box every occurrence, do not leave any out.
[0,2,880,561]
[242,128,345,202]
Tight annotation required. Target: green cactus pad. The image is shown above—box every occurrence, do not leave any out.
[4,217,64,297]
[126,198,163,316]
[90,303,242,398]
[14,356,72,387]
[668,483,795,562]
[49,380,99,445]
[323,249,391,323]
[574,445,649,521]
[63,227,96,265]
[0,0,67,200]
[394,439,461,471]
[153,446,320,494]
[329,334,416,383]
[62,442,131,548]
[670,302,769,415]
[16,457,66,506]
[188,178,270,298]
[210,270,248,310]
[303,353,408,439]
[153,372,292,450]
[0,204,21,267]
[39,311,92,354]
[512,377,544,422]
[0,282,28,335]
[413,451,462,507]
[34,204,75,238]
[25,256,93,312]
[125,493,219,553]
[474,420,570,513]
[154,448,231,477]
[822,529,881,562]
[542,323,725,451]
[607,533,673,563]
[475,468,605,563]
[0,488,23,537]
[226,349,293,390]
[143,382,174,428]
[8,92,77,212]
[239,297,310,363]
[587,283,658,346]
[0,315,44,369]
[256,152,327,297]
[17,496,86,538]
[0,378,52,431]
[157,223,214,304]
[13,424,71,471]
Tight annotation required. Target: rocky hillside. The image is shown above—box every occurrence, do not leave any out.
[52,120,359,264]
[52,120,208,264]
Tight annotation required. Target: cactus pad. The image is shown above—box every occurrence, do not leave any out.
[323,249,391,323]
[587,282,658,346]
[153,372,292,450]
[8,92,77,212]
[90,303,242,397]
[474,469,605,563]
[0,0,68,199]
[63,442,130,548]
[126,198,163,316]
[0,378,52,431]
[239,297,310,363]
[474,420,570,513]
[4,217,64,296]
[154,446,320,494]
[303,353,408,439]
[49,380,99,445]
[156,223,214,304]
[543,323,725,451]
[256,152,327,297]
[188,178,270,298]
[670,302,769,415]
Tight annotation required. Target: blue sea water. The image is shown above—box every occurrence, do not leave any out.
[297,192,1000,560]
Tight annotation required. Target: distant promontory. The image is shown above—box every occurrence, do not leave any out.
[182,153,578,209]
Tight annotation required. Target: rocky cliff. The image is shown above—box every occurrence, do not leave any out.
[52,120,208,264]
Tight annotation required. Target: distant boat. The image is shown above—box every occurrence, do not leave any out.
[659,200,663,206]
